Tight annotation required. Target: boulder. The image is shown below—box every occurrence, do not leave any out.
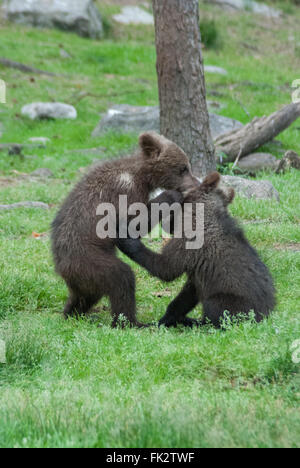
[0,143,46,153]
[204,65,228,76]
[209,113,243,140]
[237,153,278,173]
[31,168,54,179]
[2,0,103,38]
[22,102,77,120]
[28,137,51,145]
[92,105,160,137]
[92,104,243,141]
[113,6,154,25]
[71,147,107,157]
[221,175,280,202]
[207,0,281,18]
[59,48,72,59]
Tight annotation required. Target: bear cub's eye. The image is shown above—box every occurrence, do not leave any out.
[179,166,189,176]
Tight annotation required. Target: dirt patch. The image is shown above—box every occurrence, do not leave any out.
[0,177,18,188]
[274,243,300,252]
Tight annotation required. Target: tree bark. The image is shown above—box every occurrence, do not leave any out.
[152,0,215,177]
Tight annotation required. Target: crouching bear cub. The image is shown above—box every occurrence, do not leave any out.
[117,172,276,328]
[52,132,199,327]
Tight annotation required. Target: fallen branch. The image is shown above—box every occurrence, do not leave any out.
[0,57,62,77]
[215,103,300,162]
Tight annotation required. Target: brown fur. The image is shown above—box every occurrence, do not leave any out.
[117,172,276,328]
[51,132,198,327]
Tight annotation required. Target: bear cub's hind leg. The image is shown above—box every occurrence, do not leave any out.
[158,281,200,328]
[63,290,100,320]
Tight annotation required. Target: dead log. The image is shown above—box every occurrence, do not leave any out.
[215,103,300,162]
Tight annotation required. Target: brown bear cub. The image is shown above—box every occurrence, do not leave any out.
[116,172,276,328]
[51,132,199,327]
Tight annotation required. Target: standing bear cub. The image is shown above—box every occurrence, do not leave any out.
[51,132,198,327]
[117,172,276,328]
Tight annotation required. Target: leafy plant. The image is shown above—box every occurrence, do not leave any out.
[199,19,220,49]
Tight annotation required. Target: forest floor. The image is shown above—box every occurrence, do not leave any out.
[0,0,299,448]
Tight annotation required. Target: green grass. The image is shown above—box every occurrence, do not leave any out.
[0,1,299,448]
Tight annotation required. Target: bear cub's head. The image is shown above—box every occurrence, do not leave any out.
[139,132,199,193]
[185,172,235,210]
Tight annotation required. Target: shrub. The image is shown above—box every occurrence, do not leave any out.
[199,19,220,49]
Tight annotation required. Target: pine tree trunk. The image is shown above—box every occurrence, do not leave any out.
[152,0,215,176]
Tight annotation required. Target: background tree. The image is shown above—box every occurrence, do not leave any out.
[152,0,216,176]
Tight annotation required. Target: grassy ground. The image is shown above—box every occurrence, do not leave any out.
[0,1,299,448]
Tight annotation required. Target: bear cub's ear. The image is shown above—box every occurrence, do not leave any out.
[139,132,164,159]
[226,188,235,205]
[201,172,221,192]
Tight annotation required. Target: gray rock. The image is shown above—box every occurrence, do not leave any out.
[92,105,160,137]
[221,175,280,202]
[22,102,77,120]
[207,0,281,18]
[209,113,243,140]
[59,48,72,59]
[3,0,103,38]
[0,143,45,153]
[237,153,278,173]
[113,6,154,25]
[153,176,280,203]
[71,147,107,156]
[205,65,228,76]
[28,137,50,145]
[92,104,243,141]
[0,201,49,210]
[31,168,54,178]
